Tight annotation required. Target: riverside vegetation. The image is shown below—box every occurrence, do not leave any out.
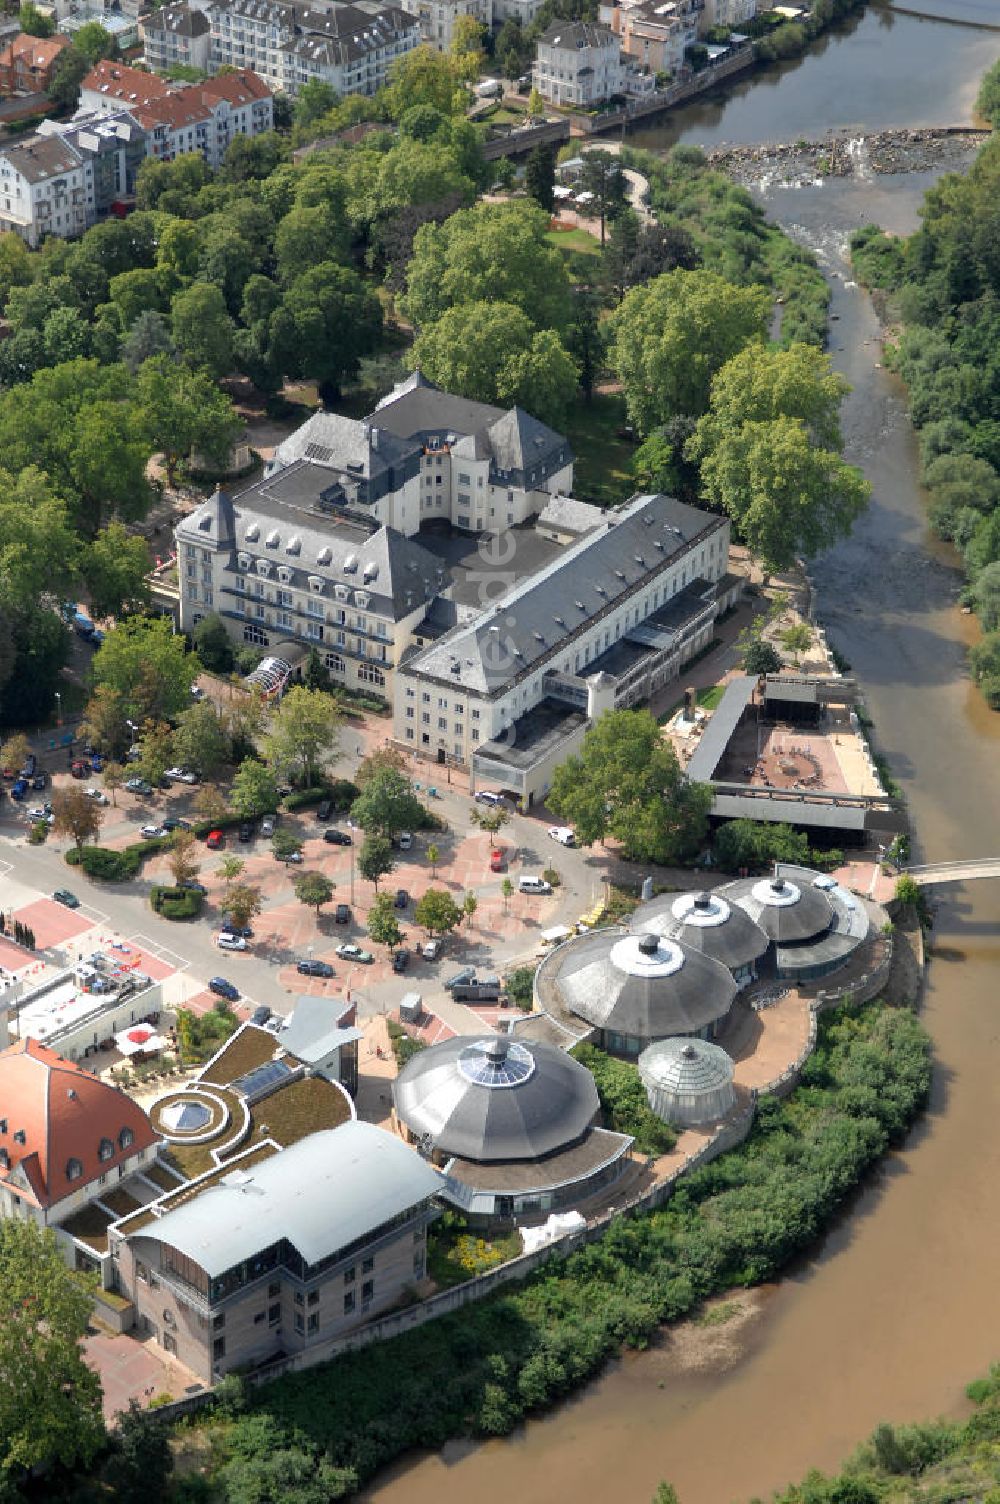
[850,59,1000,709]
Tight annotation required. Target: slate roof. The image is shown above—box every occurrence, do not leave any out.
[143,4,211,38]
[286,3,416,61]
[271,410,419,482]
[404,493,721,695]
[537,494,604,536]
[1,134,84,184]
[538,19,618,49]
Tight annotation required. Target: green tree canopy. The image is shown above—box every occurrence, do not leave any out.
[611,268,769,434]
[193,611,235,674]
[385,44,468,117]
[402,200,573,332]
[548,708,712,865]
[293,870,335,913]
[230,758,279,819]
[92,615,199,723]
[357,833,396,890]
[367,891,404,951]
[171,281,236,378]
[265,684,340,786]
[81,521,151,620]
[0,466,78,611]
[689,342,850,463]
[277,261,383,399]
[413,887,462,937]
[350,767,425,838]
[172,699,231,780]
[136,355,241,485]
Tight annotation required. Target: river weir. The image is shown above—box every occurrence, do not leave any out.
[367,9,1000,1504]
[706,126,987,190]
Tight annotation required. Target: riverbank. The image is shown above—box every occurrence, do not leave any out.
[707,126,988,189]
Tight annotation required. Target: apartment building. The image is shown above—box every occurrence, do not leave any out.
[201,0,420,97]
[398,0,491,52]
[140,3,212,74]
[393,493,739,802]
[111,1122,441,1383]
[601,0,701,76]
[81,62,274,169]
[0,133,91,246]
[0,31,69,96]
[702,0,756,26]
[175,467,451,700]
[532,19,625,107]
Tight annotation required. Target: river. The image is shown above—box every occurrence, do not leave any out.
[369,9,1000,1503]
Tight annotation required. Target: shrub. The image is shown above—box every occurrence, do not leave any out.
[68,846,139,881]
[27,820,49,845]
[571,1043,677,1155]
[327,778,359,811]
[150,885,204,920]
[541,866,561,887]
[283,786,329,811]
[505,966,535,1010]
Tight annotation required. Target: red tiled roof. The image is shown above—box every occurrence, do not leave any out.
[0,1038,158,1212]
[4,32,70,68]
[81,59,174,105]
[133,94,213,131]
[198,68,271,106]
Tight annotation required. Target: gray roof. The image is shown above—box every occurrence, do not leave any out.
[270,410,419,488]
[539,927,737,1041]
[288,2,416,58]
[404,494,721,695]
[0,134,83,184]
[539,19,617,49]
[631,889,769,973]
[720,872,835,944]
[638,1037,736,1127]
[278,996,363,1066]
[710,792,871,832]
[129,1122,441,1278]
[771,863,869,971]
[537,494,604,536]
[393,1035,599,1163]
[176,466,448,622]
[144,4,211,37]
[684,675,756,783]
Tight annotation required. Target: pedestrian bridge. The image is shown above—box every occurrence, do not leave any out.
[903,859,1000,887]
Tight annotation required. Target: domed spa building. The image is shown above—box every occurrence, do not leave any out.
[393,1034,633,1223]
[638,1037,736,1127]
[718,865,870,983]
[534,927,738,1058]
[629,889,770,990]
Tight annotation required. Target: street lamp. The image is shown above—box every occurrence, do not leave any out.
[54,691,62,728]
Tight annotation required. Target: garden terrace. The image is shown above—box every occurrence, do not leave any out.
[198,1022,277,1085]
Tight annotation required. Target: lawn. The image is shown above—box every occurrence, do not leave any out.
[544,226,601,257]
[562,390,637,507]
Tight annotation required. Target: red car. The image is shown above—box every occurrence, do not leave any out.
[206,829,225,850]
[490,847,506,873]
[70,761,88,779]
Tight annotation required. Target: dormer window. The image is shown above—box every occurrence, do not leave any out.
[119,1127,134,1151]
[98,1137,114,1162]
[265,529,280,548]
[13,1129,25,1145]
[343,554,358,574]
[334,584,349,601]
[277,566,293,584]
[244,523,260,542]
[355,591,370,609]
[237,553,250,571]
[286,535,301,556]
[256,559,272,578]
[66,1158,83,1181]
[307,576,324,594]
[0,1149,8,1171]
[316,546,332,565]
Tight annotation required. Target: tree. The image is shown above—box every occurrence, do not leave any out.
[548,708,713,865]
[652,1485,680,1504]
[293,870,335,915]
[386,45,468,118]
[356,746,410,789]
[690,342,851,463]
[579,151,628,246]
[0,733,29,774]
[72,20,117,65]
[713,818,810,872]
[450,13,485,74]
[411,301,577,425]
[0,466,79,613]
[357,833,395,891]
[265,684,340,787]
[780,622,813,666]
[293,78,338,128]
[742,637,782,676]
[471,805,509,847]
[525,145,555,212]
[170,282,235,378]
[81,522,150,620]
[230,758,279,820]
[501,876,514,913]
[103,760,124,806]
[172,700,230,780]
[414,886,462,936]
[102,1400,173,1504]
[137,719,175,788]
[367,891,403,952]
[976,57,1000,124]
[166,829,200,888]
[972,560,1000,631]
[193,612,235,675]
[81,684,130,759]
[402,200,572,332]
[969,630,1000,708]
[223,882,262,929]
[304,645,331,692]
[463,891,478,928]
[527,86,544,118]
[351,767,425,839]
[611,269,769,434]
[194,783,230,827]
[19,3,54,36]
[217,854,245,883]
[277,261,383,401]
[92,616,198,723]
[121,310,175,375]
[566,286,604,404]
[0,1219,104,1478]
[51,785,103,854]
[696,414,870,574]
[136,355,242,486]
[427,842,440,878]
[272,827,303,861]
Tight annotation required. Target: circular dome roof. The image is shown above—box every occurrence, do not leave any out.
[722,873,835,943]
[540,927,737,1041]
[160,1098,212,1133]
[631,889,770,972]
[639,1036,735,1095]
[393,1034,599,1163]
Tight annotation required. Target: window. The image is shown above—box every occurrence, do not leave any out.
[268,1281,280,1298]
[307,1291,319,1307]
[362,1279,374,1300]
[66,1158,82,1181]
[254,1311,266,1325]
[294,1312,304,1334]
[213,1314,225,1330]
[213,1337,226,1360]
[362,1256,374,1274]
[413,1251,425,1280]
[358,664,385,687]
[421,712,430,725]
[119,1126,133,1152]
[98,1137,114,1162]
[307,1313,319,1333]
[343,1267,355,1285]
[269,1302,281,1326]
[343,1290,355,1314]
[294,1291,304,1306]
[437,717,446,730]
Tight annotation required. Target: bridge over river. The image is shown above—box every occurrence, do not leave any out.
[903,859,1000,887]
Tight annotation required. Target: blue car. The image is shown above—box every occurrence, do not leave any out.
[208,977,240,1002]
[10,779,27,801]
[90,754,104,772]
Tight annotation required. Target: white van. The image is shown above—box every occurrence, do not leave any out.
[519,875,553,895]
[539,924,573,948]
[547,826,575,846]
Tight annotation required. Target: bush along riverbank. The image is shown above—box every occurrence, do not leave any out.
[850,62,1000,709]
[186,1002,931,1499]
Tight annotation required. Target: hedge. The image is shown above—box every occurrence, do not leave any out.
[283,786,330,811]
[66,833,173,882]
[150,885,204,920]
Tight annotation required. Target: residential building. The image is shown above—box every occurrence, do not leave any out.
[393,492,739,801]
[201,0,421,98]
[492,0,543,25]
[81,62,274,169]
[111,1121,442,1382]
[0,133,91,247]
[398,0,491,52]
[0,31,70,96]
[268,372,574,536]
[2,952,165,1063]
[140,3,212,74]
[37,108,146,212]
[0,1037,158,1230]
[702,0,756,27]
[532,19,625,107]
[175,466,451,701]
[600,0,701,77]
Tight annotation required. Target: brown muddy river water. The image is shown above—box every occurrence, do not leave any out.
[369,10,1000,1501]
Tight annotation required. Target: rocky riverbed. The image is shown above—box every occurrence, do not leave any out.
[707,126,988,188]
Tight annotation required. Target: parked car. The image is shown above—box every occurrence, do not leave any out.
[85,788,109,805]
[394,888,408,909]
[190,684,204,700]
[316,799,332,822]
[452,975,501,1002]
[547,825,575,847]
[490,847,506,873]
[31,772,48,790]
[323,828,352,846]
[217,933,247,952]
[90,754,104,773]
[250,1004,272,1027]
[27,804,53,822]
[261,815,275,837]
[124,778,153,795]
[205,829,225,850]
[519,875,552,895]
[73,613,95,640]
[161,817,191,832]
[140,824,166,839]
[334,903,351,924]
[165,767,198,785]
[474,790,504,806]
[208,977,239,1001]
[297,959,335,978]
[422,938,442,961]
[10,779,27,801]
[20,754,36,779]
[444,966,476,992]
[70,760,88,779]
[398,831,413,851]
[335,943,373,963]
[53,889,80,908]
[238,821,254,843]
[221,923,253,939]
[392,949,410,973]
